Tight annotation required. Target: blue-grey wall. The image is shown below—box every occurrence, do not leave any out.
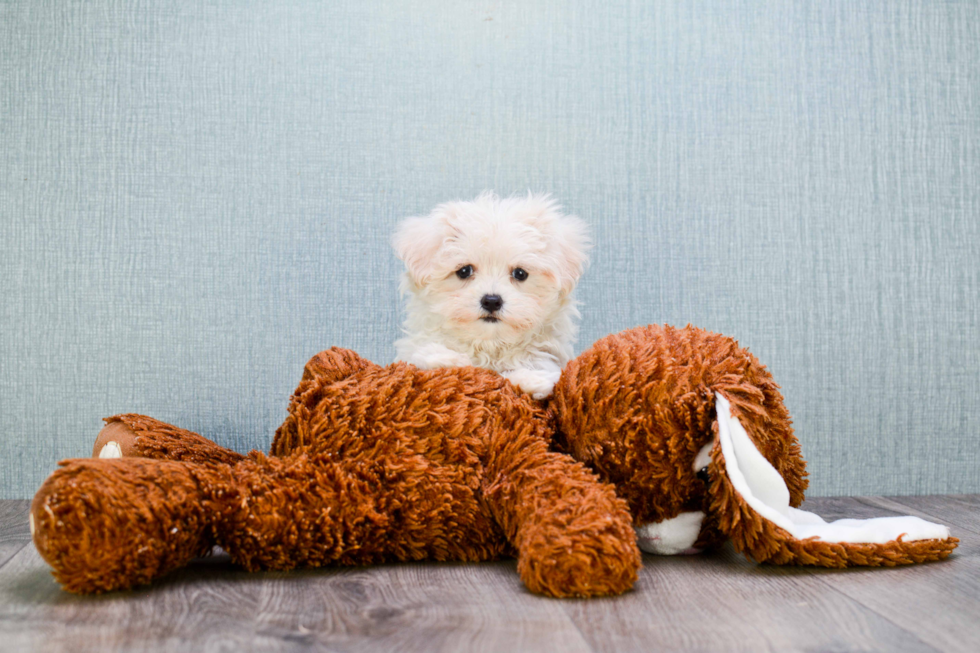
[2,1,978,499]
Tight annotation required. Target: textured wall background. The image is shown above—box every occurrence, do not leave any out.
[1,0,978,498]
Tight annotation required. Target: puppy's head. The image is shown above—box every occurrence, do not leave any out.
[393,192,590,345]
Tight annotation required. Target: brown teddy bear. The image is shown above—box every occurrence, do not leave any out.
[29,325,957,598]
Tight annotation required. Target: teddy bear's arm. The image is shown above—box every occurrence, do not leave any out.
[298,347,379,385]
[270,348,382,456]
[483,424,641,598]
[93,414,245,465]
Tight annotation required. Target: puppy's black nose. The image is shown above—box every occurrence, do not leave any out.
[480,294,504,313]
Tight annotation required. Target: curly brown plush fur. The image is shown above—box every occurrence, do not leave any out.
[553,324,808,551]
[709,443,959,566]
[556,325,956,565]
[33,349,639,597]
[31,325,956,597]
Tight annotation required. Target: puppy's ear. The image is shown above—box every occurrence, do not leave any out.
[392,206,458,286]
[523,196,590,295]
[549,212,591,295]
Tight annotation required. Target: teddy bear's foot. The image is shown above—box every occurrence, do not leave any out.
[486,443,640,597]
[93,420,137,458]
[518,525,640,598]
[92,414,245,465]
[32,457,226,593]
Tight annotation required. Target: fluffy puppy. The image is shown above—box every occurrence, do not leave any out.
[393,192,590,399]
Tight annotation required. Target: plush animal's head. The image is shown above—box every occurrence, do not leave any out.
[554,324,957,566]
[393,192,590,360]
[553,324,803,555]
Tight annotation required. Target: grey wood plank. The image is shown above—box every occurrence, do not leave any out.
[235,560,592,653]
[875,495,980,534]
[0,501,30,540]
[0,538,591,653]
[0,500,30,571]
[766,496,980,653]
[2,498,976,653]
[799,495,980,531]
[559,544,939,653]
[799,495,910,521]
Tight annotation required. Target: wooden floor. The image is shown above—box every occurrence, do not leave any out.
[0,495,977,652]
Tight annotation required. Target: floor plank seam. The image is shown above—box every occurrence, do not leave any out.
[0,537,31,546]
[557,602,599,653]
[0,540,29,573]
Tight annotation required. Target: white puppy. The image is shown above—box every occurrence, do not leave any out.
[393,192,590,399]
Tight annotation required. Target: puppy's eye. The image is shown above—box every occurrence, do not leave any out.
[512,267,529,282]
[696,467,710,484]
[456,265,474,280]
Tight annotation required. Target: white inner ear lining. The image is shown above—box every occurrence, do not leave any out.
[714,393,949,545]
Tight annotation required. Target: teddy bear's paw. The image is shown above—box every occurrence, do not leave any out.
[516,513,641,598]
[518,537,640,598]
[98,441,122,458]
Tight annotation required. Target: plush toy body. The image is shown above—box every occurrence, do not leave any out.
[30,326,958,597]
[557,326,956,565]
[32,348,639,597]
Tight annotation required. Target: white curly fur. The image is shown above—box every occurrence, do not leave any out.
[393,192,590,399]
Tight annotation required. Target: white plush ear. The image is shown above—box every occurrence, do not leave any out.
[713,393,957,565]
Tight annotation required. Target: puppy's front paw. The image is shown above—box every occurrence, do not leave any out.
[502,368,562,400]
[409,343,473,369]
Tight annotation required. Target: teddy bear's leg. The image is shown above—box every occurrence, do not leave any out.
[31,457,233,593]
[215,451,507,572]
[484,430,641,598]
[93,414,245,465]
